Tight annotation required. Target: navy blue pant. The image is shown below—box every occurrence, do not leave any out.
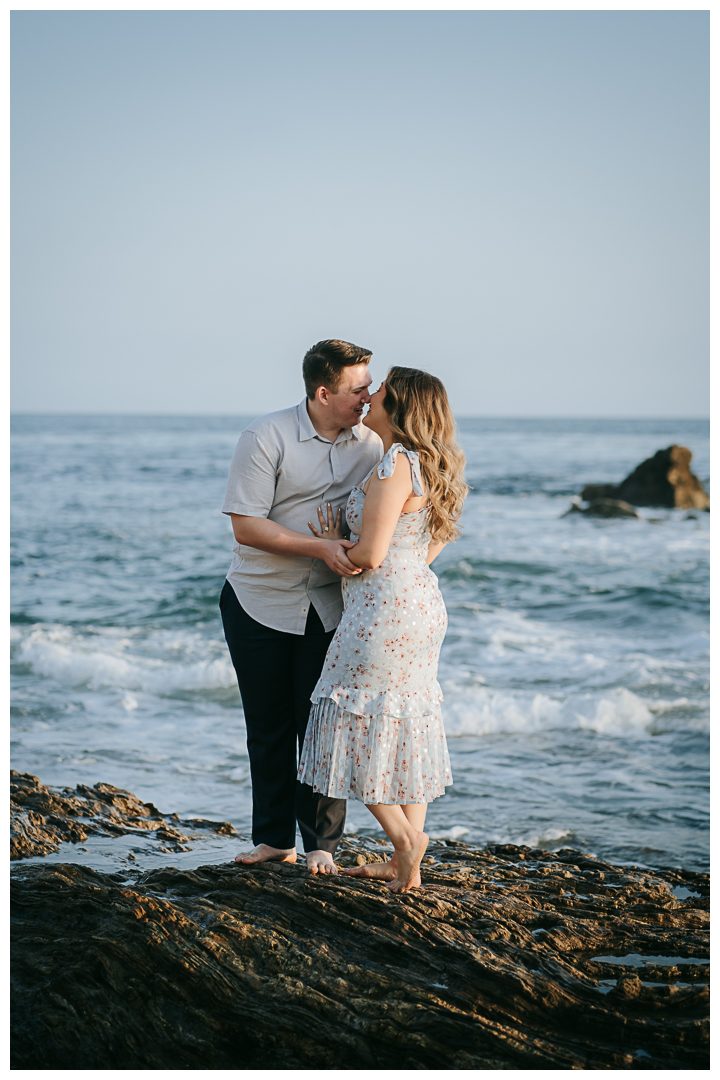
[220,580,346,853]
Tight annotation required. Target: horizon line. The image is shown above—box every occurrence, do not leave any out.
[9,410,711,422]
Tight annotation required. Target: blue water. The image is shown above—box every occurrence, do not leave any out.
[10,416,709,872]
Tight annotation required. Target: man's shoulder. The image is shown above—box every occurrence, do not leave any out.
[352,423,383,448]
[242,404,300,441]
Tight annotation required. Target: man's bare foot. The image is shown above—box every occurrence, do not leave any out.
[234,843,297,865]
[387,830,428,893]
[306,849,339,875]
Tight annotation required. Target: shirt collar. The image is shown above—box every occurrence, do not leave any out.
[297,399,361,443]
[297,399,319,442]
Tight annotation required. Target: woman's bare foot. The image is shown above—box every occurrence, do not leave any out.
[345,854,422,888]
[387,830,428,893]
[344,855,398,881]
[306,849,339,875]
[234,843,297,865]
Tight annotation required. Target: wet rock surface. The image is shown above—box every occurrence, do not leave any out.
[10,770,235,860]
[564,497,640,519]
[10,778,709,1069]
[579,445,709,512]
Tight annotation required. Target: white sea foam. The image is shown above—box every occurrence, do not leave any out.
[14,624,236,695]
[648,697,694,715]
[428,825,470,841]
[441,685,703,738]
[13,624,706,738]
[442,690,565,736]
[575,688,654,736]
[489,827,574,850]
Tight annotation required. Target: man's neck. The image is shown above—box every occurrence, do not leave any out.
[305,397,345,443]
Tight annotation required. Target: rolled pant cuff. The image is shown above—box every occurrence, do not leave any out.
[299,831,341,856]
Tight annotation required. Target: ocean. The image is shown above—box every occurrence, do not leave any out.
[10,415,709,873]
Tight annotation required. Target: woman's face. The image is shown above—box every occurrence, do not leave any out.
[363,381,389,435]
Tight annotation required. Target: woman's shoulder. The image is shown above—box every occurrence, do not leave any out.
[377,444,424,495]
[378,443,417,473]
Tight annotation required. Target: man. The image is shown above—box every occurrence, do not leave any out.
[220,339,383,874]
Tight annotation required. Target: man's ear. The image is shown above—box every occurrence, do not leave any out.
[315,386,330,406]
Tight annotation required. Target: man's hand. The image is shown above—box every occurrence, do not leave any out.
[321,539,362,577]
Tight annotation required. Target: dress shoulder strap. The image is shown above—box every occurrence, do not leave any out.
[377,443,425,496]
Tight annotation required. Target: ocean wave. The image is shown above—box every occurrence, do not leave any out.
[488,826,575,851]
[13,624,707,738]
[442,687,707,739]
[428,825,470,841]
[13,624,236,695]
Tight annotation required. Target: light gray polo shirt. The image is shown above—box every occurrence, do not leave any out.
[222,400,383,634]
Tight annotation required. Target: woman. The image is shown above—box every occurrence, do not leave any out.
[298,366,468,892]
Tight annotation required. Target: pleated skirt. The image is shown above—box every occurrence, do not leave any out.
[298,696,453,805]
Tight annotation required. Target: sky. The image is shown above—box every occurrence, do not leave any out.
[11,9,709,417]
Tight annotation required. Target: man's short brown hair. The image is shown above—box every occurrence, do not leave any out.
[302,339,372,399]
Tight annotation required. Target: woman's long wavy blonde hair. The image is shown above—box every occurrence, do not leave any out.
[383,366,468,543]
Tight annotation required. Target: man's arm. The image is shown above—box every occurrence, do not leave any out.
[223,428,361,577]
[230,515,361,577]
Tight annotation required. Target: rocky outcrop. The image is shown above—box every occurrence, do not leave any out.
[564,498,639,519]
[10,776,709,1070]
[581,446,709,511]
[10,771,235,860]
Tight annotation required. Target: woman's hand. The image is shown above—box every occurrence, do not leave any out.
[310,504,361,576]
[308,502,345,541]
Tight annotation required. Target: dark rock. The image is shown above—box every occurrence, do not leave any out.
[10,771,235,860]
[581,446,709,510]
[10,776,709,1070]
[585,498,640,519]
[580,484,618,502]
[565,498,640,519]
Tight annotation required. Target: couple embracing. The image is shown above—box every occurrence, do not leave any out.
[220,339,467,892]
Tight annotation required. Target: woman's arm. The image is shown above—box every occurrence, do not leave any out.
[426,541,446,565]
[347,455,414,570]
[230,514,361,576]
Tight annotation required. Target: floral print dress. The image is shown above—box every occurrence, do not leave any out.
[298,443,453,804]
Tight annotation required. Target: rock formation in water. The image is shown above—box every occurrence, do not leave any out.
[581,446,709,511]
[563,497,639,519]
[10,770,235,860]
[10,774,709,1070]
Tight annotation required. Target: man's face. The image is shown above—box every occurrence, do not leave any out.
[325,364,372,429]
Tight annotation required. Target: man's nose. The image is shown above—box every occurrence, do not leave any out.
[360,389,371,403]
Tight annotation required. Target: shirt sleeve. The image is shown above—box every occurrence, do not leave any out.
[222,430,279,517]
